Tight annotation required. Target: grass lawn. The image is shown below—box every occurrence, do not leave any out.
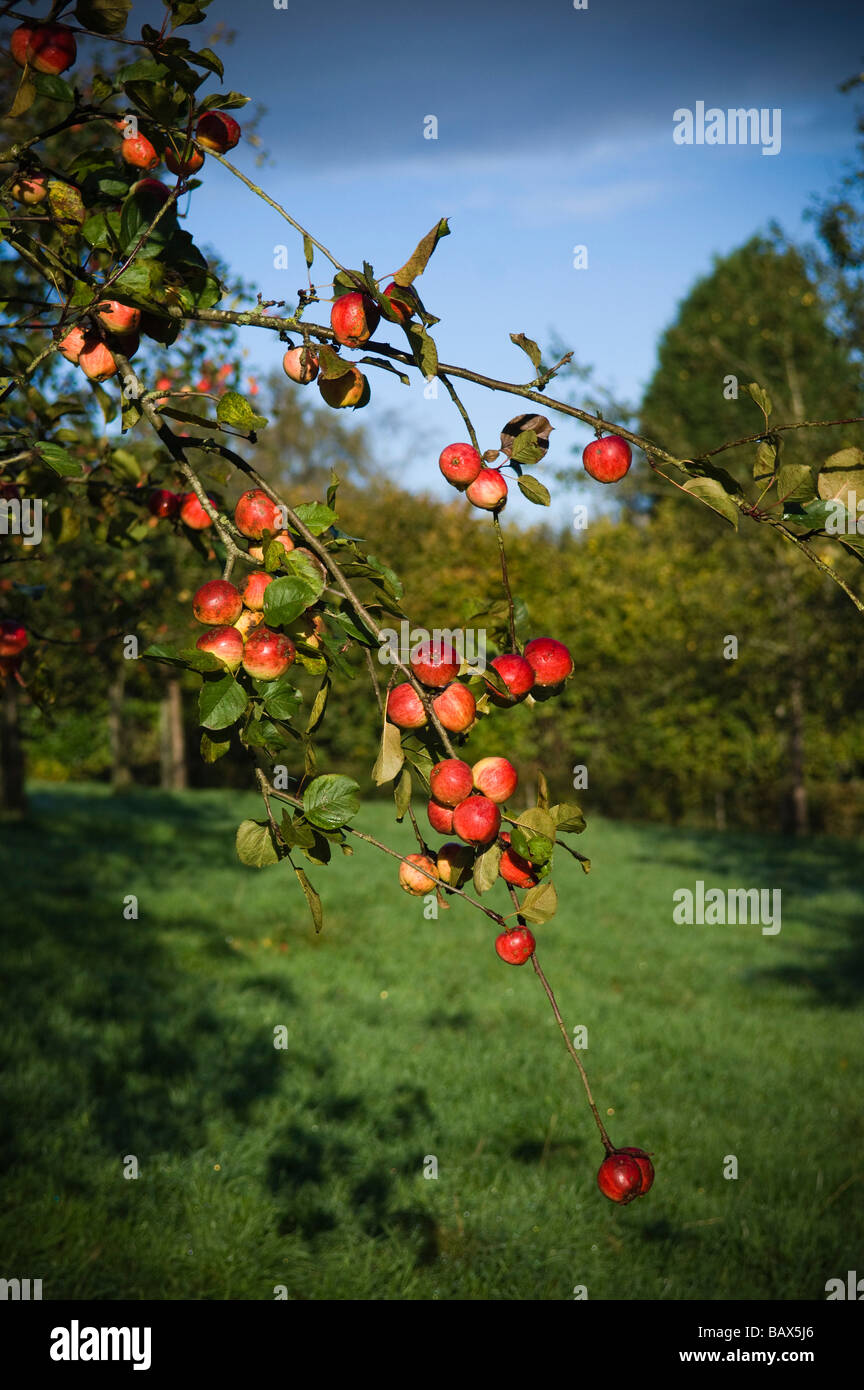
[0,783,862,1301]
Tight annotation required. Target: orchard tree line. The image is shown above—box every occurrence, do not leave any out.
[1,0,863,1201]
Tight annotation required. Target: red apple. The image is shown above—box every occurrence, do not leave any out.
[196,625,244,670]
[452,794,501,846]
[193,579,243,626]
[195,111,241,153]
[58,326,86,364]
[410,639,460,687]
[399,853,438,896]
[0,620,28,658]
[78,339,117,382]
[383,282,416,324]
[386,683,427,729]
[12,22,76,75]
[494,927,536,965]
[240,570,274,611]
[179,492,214,530]
[121,134,160,170]
[472,756,518,804]
[431,683,476,734]
[439,442,482,490]
[597,1152,643,1204]
[132,177,173,206]
[466,468,507,511]
[523,637,574,687]
[498,833,538,889]
[148,489,179,519]
[10,175,47,205]
[282,346,319,384]
[485,652,535,702]
[96,301,140,336]
[583,434,632,484]
[242,627,296,680]
[429,758,474,807]
[234,488,283,540]
[331,291,380,347]
[436,841,473,886]
[165,145,205,178]
[318,366,368,409]
[618,1147,655,1195]
[427,798,455,834]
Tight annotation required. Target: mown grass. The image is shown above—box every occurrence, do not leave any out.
[0,784,862,1300]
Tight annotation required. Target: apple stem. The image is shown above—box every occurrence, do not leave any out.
[439,373,480,454]
[530,952,615,1154]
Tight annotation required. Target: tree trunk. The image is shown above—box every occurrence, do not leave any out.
[160,676,187,791]
[788,676,809,836]
[0,675,27,816]
[108,668,132,790]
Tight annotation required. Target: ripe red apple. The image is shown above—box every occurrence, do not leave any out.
[436,841,473,885]
[583,434,632,484]
[399,853,438,896]
[78,339,117,382]
[282,346,319,384]
[427,798,455,835]
[195,111,241,153]
[0,620,28,658]
[410,639,460,687]
[148,489,179,519]
[234,488,283,540]
[619,1147,655,1195]
[472,756,518,804]
[431,683,476,734]
[466,468,507,511]
[11,175,47,205]
[193,579,243,626]
[165,145,205,178]
[495,927,536,965]
[121,134,160,170]
[242,627,296,680]
[498,833,539,889]
[383,282,416,324]
[439,442,482,490]
[132,177,173,206]
[12,22,76,74]
[597,1152,644,1205]
[196,625,244,671]
[58,326,86,364]
[452,794,501,846]
[523,637,574,687]
[485,652,535,703]
[318,366,368,409]
[330,291,380,347]
[240,570,274,611]
[386,683,427,729]
[96,301,141,336]
[179,492,214,530]
[429,758,474,807]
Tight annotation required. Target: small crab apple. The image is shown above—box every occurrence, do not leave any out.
[12,22,77,74]
[495,927,536,965]
[486,652,535,702]
[523,637,574,687]
[195,111,241,153]
[193,579,243,626]
[132,177,173,209]
[282,345,319,384]
[498,833,539,889]
[242,627,296,680]
[429,758,474,807]
[436,841,473,886]
[432,682,476,734]
[399,853,438,896]
[196,625,244,671]
[95,301,141,336]
[58,326,87,364]
[318,366,368,409]
[452,794,501,846]
[439,442,482,491]
[466,467,508,511]
[597,1151,643,1205]
[240,570,274,611]
[148,489,179,519]
[10,174,47,205]
[331,291,380,347]
[427,799,455,835]
[410,639,460,687]
[78,339,117,382]
[121,133,160,170]
[387,683,427,729]
[179,492,214,530]
[383,282,416,323]
[619,1147,655,1195]
[165,144,205,178]
[234,488,283,540]
[472,756,518,804]
[583,434,632,484]
[0,620,28,659]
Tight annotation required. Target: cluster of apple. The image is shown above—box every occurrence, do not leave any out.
[437,433,634,513]
[281,285,415,411]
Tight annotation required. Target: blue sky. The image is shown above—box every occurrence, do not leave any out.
[164,0,861,519]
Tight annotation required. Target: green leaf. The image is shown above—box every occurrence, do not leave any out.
[473,841,502,895]
[516,807,557,839]
[682,477,739,529]
[518,474,551,506]
[525,833,554,866]
[263,553,326,626]
[236,819,279,868]
[775,463,816,506]
[394,767,412,822]
[201,731,230,762]
[197,90,250,112]
[216,390,268,432]
[393,218,450,285]
[306,679,329,734]
[744,381,772,417]
[406,323,438,378]
[520,880,558,925]
[511,430,547,467]
[35,443,83,478]
[75,0,131,35]
[303,234,314,269]
[817,447,864,512]
[294,865,323,933]
[293,501,338,535]
[358,356,411,385]
[508,826,534,860]
[198,673,247,730]
[259,675,302,721]
[192,47,224,79]
[753,439,777,482]
[500,413,553,460]
[9,78,36,118]
[549,802,586,834]
[372,720,404,786]
[510,332,543,371]
[302,774,361,830]
[316,343,351,379]
[31,72,75,104]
